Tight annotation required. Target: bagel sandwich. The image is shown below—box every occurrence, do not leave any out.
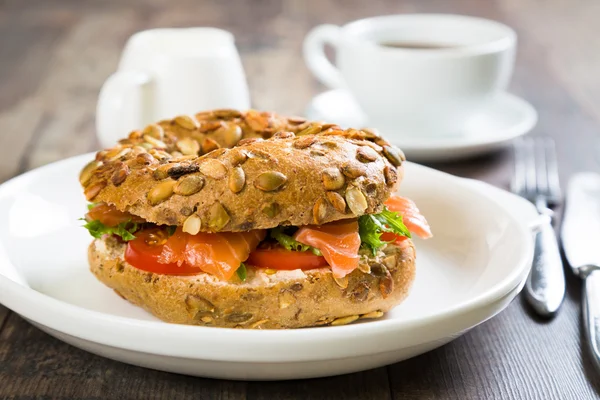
[80,109,432,329]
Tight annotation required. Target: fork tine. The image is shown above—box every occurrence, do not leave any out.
[535,137,549,195]
[523,137,537,197]
[512,138,527,195]
[545,138,561,203]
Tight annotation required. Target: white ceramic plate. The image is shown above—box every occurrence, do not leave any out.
[0,154,539,380]
[306,90,538,162]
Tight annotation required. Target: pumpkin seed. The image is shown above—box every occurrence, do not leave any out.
[254,171,287,191]
[349,281,370,302]
[326,191,347,213]
[293,135,316,149]
[182,214,201,235]
[219,123,243,147]
[356,147,378,163]
[168,163,200,179]
[176,137,200,156]
[383,165,398,186]
[360,128,380,139]
[106,147,131,162]
[201,137,220,154]
[208,202,230,231]
[313,198,328,224]
[322,168,345,190]
[384,255,397,269]
[310,150,326,157]
[297,124,322,136]
[382,145,405,167]
[345,186,368,215]
[133,153,156,168]
[341,163,367,178]
[199,159,227,179]
[185,294,215,316]
[287,116,306,125]
[153,164,172,180]
[199,120,223,133]
[144,134,167,149]
[111,163,129,186]
[380,274,394,298]
[262,202,280,218]
[129,130,143,140]
[180,206,194,216]
[139,142,154,150]
[142,124,164,140]
[147,180,176,205]
[84,181,106,200]
[213,109,242,119]
[358,262,371,274]
[245,110,269,131]
[229,150,248,166]
[331,315,358,326]
[174,115,199,130]
[333,275,349,289]
[79,160,101,186]
[174,174,204,196]
[225,312,253,324]
[228,166,245,193]
[249,319,269,329]
[360,310,384,319]
[238,137,261,146]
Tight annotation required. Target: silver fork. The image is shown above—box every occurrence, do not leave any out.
[512,137,566,318]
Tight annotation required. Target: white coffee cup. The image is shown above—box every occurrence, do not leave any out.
[304,14,516,135]
[96,28,250,148]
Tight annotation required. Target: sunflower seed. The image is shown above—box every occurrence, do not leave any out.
[326,191,347,213]
[147,180,176,205]
[225,312,253,324]
[356,147,378,163]
[182,214,202,235]
[174,115,199,130]
[254,171,287,191]
[176,138,200,156]
[142,124,164,140]
[349,281,370,302]
[382,145,405,167]
[208,202,230,231]
[167,163,199,179]
[358,262,371,274]
[79,160,101,186]
[380,274,394,298]
[331,315,358,326]
[333,275,349,289]
[111,163,129,186]
[199,159,227,179]
[322,168,345,190]
[345,186,368,215]
[313,198,328,224]
[174,175,204,196]
[201,137,220,154]
[185,294,215,316]
[228,166,245,193]
[84,181,106,200]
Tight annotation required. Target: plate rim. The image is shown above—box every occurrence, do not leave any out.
[0,154,535,362]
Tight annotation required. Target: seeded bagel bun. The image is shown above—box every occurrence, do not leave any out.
[89,236,416,329]
[80,109,405,231]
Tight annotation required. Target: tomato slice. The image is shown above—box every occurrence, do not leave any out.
[380,231,410,245]
[125,229,203,275]
[88,203,146,227]
[246,247,328,270]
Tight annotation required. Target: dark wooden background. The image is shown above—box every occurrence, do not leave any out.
[1,0,600,398]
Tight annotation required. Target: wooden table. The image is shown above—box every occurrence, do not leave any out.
[1,0,600,398]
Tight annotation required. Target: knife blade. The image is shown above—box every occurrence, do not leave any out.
[562,172,600,372]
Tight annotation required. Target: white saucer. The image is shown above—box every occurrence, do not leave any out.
[305,90,538,163]
[0,154,539,380]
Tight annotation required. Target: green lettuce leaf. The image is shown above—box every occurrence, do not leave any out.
[236,263,247,281]
[81,219,139,241]
[269,227,322,256]
[358,207,411,255]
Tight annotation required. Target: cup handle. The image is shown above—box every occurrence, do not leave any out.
[96,71,152,148]
[303,24,344,89]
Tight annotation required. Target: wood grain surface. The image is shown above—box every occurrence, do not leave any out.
[1,0,600,399]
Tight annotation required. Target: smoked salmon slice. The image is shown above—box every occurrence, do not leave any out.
[159,228,266,280]
[294,220,361,279]
[385,196,432,238]
[87,203,146,226]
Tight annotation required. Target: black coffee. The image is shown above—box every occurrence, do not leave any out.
[379,41,457,50]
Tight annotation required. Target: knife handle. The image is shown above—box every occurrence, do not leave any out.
[525,218,566,317]
[583,269,600,371]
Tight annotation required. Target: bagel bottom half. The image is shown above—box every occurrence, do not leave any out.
[88,237,416,329]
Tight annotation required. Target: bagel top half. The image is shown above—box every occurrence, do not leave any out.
[80,109,405,231]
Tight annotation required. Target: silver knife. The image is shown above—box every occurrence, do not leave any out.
[562,172,600,371]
